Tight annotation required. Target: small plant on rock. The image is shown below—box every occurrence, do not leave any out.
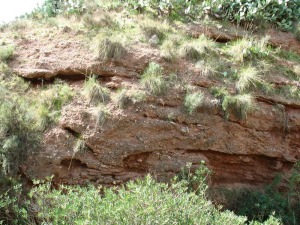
[95,34,126,61]
[184,91,204,115]
[141,62,167,95]
[222,93,255,120]
[180,35,216,62]
[226,38,269,63]
[82,75,110,105]
[236,66,261,92]
[112,88,131,109]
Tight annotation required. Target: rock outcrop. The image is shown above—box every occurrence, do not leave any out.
[8,24,299,188]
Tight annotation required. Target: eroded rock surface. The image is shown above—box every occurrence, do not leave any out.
[21,91,300,188]
[10,24,300,188]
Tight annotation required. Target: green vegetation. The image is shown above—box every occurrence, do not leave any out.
[0,1,299,224]
[215,162,300,225]
[295,23,300,41]
[236,66,260,92]
[180,35,216,62]
[225,38,270,63]
[211,87,256,120]
[82,75,110,105]
[94,34,127,61]
[184,91,204,115]
[0,75,73,177]
[141,62,168,95]
[124,0,299,30]
[0,163,285,224]
[0,46,14,62]
[36,80,74,129]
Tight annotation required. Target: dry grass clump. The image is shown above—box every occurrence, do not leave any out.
[180,35,216,61]
[82,13,119,30]
[141,62,168,95]
[82,75,110,105]
[226,37,269,63]
[93,33,126,60]
[184,91,204,115]
[236,66,261,92]
[91,105,110,126]
[211,87,256,120]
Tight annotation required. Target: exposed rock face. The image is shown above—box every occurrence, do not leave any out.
[21,91,300,188]
[12,24,300,188]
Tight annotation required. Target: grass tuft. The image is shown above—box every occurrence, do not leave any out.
[82,13,119,30]
[180,35,216,61]
[92,105,110,126]
[94,33,127,61]
[184,91,204,115]
[112,88,130,109]
[82,75,110,106]
[226,38,269,63]
[36,80,74,129]
[222,94,256,120]
[141,62,168,95]
[236,66,260,92]
[211,87,255,120]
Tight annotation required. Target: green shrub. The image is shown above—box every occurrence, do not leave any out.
[0,86,39,175]
[0,183,30,224]
[219,162,300,225]
[28,163,253,225]
[28,0,85,18]
[0,46,14,62]
[295,23,300,41]
[141,62,168,95]
[82,75,110,105]
[184,91,204,115]
[204,0,300,31]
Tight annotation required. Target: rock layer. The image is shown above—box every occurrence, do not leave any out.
[9,24,300,188]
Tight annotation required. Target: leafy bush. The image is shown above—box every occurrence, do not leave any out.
[0,183,30,224]
[28,0,85,18]
[219,162,300,225]
[184,91,204,115]
[141,62,168,95]
[124,0,204,20]
[27,163,252,225]
[0,83,40,176]
[124,0,299,30]
[205,0,300,30]
[0,46,14,62]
